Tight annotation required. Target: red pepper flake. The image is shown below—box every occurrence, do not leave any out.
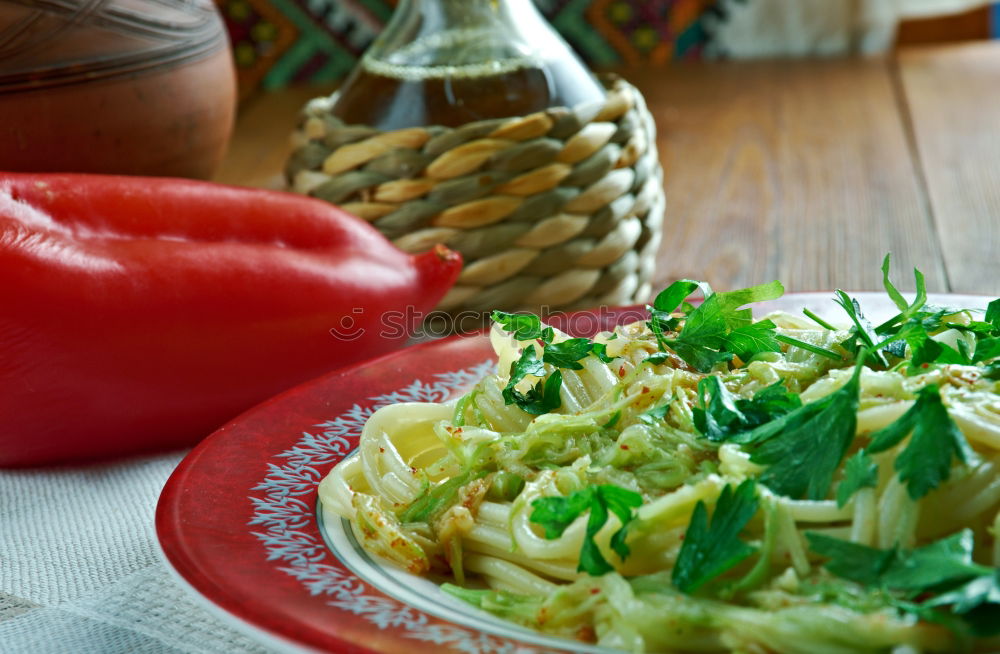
[641,386,650,394]
[620,444,629,450]
[379,447,385,453]
[618,365,627,378]
[922,363,930,369]
[590,587,601,595]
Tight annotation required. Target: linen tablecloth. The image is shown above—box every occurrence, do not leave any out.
[0,451,271,653]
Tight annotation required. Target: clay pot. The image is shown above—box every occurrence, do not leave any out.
[0,0,236,179]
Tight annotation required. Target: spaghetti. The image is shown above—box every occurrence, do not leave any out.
[320,274,1000,653]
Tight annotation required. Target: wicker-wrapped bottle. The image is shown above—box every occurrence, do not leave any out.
[286,0,664,318]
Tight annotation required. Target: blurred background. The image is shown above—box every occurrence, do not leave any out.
[219,0,1000,104]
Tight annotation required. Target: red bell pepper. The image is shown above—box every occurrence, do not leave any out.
[0,173,462,467]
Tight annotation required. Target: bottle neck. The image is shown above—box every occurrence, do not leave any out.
[365,0,564,74]
[394,0,541,32]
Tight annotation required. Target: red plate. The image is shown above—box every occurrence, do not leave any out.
[155,294,990,654]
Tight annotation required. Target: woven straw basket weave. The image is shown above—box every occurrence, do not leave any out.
[285,77,664,316]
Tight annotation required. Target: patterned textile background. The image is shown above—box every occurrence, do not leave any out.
[215,0,737,102]
[215,0,996,102]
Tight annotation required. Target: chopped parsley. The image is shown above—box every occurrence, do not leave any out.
[836,449,879,508]
[692,377,801,443]
[740,356,865,500]
[647,280,786,372]
[807,529,990,592]
[673,479,759,593]
[492,311,615,415]
[867,384,974,500]
[491,310,552,342]
[807,529,1000,635]
[530,485,643,576]
[834,290,890,367]
[501,346,563,415]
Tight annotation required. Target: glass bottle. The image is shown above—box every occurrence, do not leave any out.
[329,0,606,130]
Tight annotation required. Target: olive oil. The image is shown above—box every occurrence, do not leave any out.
[329,5,606,130]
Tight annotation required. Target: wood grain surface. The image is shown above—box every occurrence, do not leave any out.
[627,60,944,295]
[214,44,1000,299]
[898,43,1000,295]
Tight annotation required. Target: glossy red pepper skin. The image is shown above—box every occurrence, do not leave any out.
[0,173,462,467]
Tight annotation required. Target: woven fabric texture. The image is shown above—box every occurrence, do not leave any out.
[215,0,995,101]
[0,453,269,654]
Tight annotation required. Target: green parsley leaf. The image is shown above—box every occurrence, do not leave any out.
[807,529,990,593]
[646,280,704,350]
[904,321,972,372]
[590,342,615,363]
[836,450,878,508]
[644,352,670,365]
[670,341,734,372]
[880,253,928,325]
[501,347,563,415]
[867,384,972,500]
[692,377,801,443]
[924,569,1000,636]
[672,480,759,593]
[542,338,594,370]
[653,279,709,314]
[742,358,864,500]
[884,531,991,591]
[974,337,1000,364]
[504,346,545,393]
[493,312,616,373]
[491,310,552,342]
[834,291,889,366]
[881,253,910,312]
[722,320,782,361]
[529,485,643,576]
[516,370,563,416]
[678,282,784,346]
[639,402,671,426]
[542,338,614,370]
[530,487,593,539]
[692,376,746,442]
[648,280,785,373]
[986,298,999,332]
[805,533,897,587]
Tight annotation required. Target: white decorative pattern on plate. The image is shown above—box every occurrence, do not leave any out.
[246,360,570,654]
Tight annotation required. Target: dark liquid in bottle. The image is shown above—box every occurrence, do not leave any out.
[331,55,606,130]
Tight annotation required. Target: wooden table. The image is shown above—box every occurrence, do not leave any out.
[214,42,1000,298]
